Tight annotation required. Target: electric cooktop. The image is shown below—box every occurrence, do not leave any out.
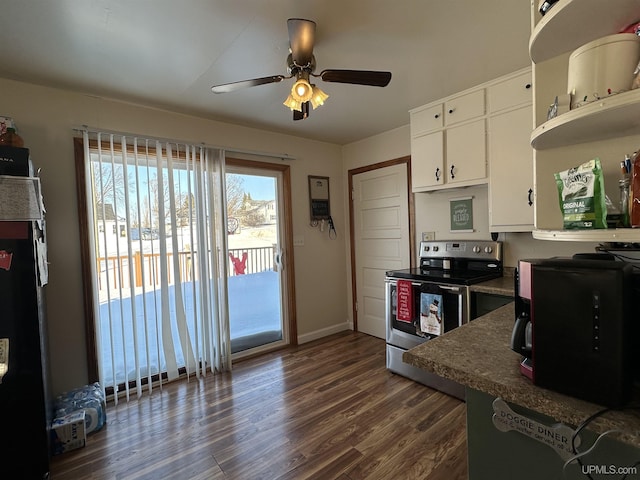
[386,240,504,285]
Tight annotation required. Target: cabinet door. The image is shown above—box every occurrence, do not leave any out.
[444,90,485,126]
[488,105,534,231]
[410,103,443,136]
[446,119,486,184]
[411,130,444,190]
[487,71,532,113]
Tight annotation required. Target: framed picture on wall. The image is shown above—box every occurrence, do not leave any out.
[449,196,474,233]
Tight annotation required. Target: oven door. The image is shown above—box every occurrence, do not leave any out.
[386,277,468,351]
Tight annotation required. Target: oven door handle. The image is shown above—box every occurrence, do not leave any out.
[386,279,424,287]
[438,285,463,294]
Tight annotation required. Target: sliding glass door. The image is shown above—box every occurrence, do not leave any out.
[225,159,293,356]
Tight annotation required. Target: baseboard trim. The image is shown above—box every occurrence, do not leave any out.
[297,321,351,344]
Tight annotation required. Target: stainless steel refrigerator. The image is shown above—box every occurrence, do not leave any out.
[0,146,52,479]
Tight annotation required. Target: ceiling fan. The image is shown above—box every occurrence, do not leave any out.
[211,18,392,121]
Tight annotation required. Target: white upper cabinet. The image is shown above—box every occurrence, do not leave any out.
[488,69,534,232]
[487,70,533,113]
[410,89,487,192]
[444,90,485,126]
[410,104,443,137]
[410,67,534,236]
[489,104,534,232]
[411,130,445,189]
[446,119,487,184]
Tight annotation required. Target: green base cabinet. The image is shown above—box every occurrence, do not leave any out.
[466,388,640,479]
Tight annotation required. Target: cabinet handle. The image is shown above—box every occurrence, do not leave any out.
[450,165,455,179]
[528,188,533,206]
[435,167,441,181]
[434,114,439,119]
[448,108,454,114]
[525,83,532,89]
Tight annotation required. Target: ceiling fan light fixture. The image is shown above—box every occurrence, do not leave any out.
[310,85,329,109]
[290,72,313,103]
[211,19,392,121]
[283,94,303,112]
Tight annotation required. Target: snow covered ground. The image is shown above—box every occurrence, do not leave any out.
[99,270,281,384]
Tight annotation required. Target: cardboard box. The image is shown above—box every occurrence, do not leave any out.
[50,410,86,455]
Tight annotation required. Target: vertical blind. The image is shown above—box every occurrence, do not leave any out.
[81,130,231,402]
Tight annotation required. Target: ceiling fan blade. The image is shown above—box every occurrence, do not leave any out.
[211,75,286,94]
[319,69,392,87]
[287,18,316,66]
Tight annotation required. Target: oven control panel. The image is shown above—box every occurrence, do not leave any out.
[419,240,502,261]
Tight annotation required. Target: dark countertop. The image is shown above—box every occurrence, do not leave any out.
[403,302,640,447]
[470,275,514,296]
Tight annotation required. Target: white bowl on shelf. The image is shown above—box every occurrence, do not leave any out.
[568,33,640,109]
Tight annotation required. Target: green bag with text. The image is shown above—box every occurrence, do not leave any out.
[554,158,607,229]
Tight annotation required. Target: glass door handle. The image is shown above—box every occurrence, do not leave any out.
[274,250,284,270]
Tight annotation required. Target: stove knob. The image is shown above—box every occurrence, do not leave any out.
[484,246,493,253]
[432,246,439,252]
[423,246,430,252]
[473,246,481,253]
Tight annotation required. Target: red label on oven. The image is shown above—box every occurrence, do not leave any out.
[0,250,13,271]
[396,280,414,322]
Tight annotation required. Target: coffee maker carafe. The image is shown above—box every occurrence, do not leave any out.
[511,262,533,379]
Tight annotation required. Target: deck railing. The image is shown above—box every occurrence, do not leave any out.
[97,246,275,291]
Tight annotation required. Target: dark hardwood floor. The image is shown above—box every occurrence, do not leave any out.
[50,331,468,480]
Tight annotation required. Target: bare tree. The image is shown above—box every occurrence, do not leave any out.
[226,174,245,218]
[176,192,195,227]
[93,160,248,236]
[92,162,139,221]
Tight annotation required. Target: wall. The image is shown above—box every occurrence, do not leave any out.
[0,77,349,395]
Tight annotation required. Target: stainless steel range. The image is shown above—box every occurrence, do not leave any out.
[384,240,503,399]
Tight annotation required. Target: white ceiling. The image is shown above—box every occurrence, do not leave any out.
[0,0,532,145]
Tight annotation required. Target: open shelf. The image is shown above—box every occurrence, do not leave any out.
[530,89,640,150]
[533,228,640,242]
[531,0,640,242]
[530,0,640,63]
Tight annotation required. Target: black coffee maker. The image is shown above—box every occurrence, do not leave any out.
[511,254,635,407]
